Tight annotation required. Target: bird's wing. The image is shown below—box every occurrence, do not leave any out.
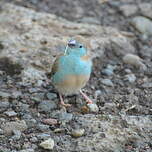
[50,53,64,76]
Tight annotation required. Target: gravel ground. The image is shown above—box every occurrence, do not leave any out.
[0,0,152,152]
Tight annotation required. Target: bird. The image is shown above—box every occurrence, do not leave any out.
[51,38,93,107]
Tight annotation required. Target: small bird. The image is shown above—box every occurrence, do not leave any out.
[51,38,93,107]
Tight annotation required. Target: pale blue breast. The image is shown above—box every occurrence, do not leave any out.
[52,54,92,84]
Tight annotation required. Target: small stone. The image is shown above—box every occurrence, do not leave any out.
[53,128,65,133]
[0,101,10,112]
[119,4,138,17]
[12,91,22,98]
[0,91,11,98]
[125,69,132,74]
[37,124,50,131]
[58,112,73,122]
[20,149,34,152]
[101,79,113,87]
[38,100,57,112]
[142,82,152,88]
[4,111,17,117]
[42,118,58,125]
[125,74,136,83]
[0,129,4,135]
[102,64,116,76]
[37,133,50,140]
[87,103,99,113]
[71,129,85,138]
[131,16,152,36]
[12,130,22,140]
[123,54,147,70]
[46,92,57,100]
[23,114,37,128]
[81,105,90,114]
[1,120,27,135]
[39,138,54,150]
[139,3,152,20]
[94,90,102,98]
[30,136,38,143]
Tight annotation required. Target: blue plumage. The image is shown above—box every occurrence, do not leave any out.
[51,39,93,107]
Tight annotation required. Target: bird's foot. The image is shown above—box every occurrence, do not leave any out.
[80,89,93,104]
[60,101,71,107]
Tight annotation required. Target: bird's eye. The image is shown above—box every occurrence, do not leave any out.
[79,45,82,48]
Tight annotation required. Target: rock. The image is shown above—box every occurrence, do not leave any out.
[101,79,114,87]
[125,74,136,83]
[139,3,152,20]
[4,111,17,117]
[38,100,57,112]
[12,130,22,140]
[1,120,27,135]
[58,112,73,122]
[12,91,22,98]
[22,114,37,128]
[30,136,38,143]
[37,124,50,131]
[19,149,35,152]
[123,54,147,70]
[0,129,4,135]
[46,92,57,100]
[131,16,152,36]
[42,118,58,125]
[39,138,54,150]
[0,101,10,112]
[0,91,11,98]
[141,82,152,88]
[102,64,116,76]
[119,4,138,17]
[87,103,99,113]
[37,133,51,140]
[71,129,85,138]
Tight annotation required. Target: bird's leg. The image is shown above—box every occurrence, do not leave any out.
[59,93,71,107]
[79,89,93,104]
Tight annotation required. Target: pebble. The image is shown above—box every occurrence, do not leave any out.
[37,124,50,131]
[46,92,57,100]
[141,82,152,88]
[23,114,37,128]
[125,74,136,83]
[119,4,138,17]
[38,100,57,112]
[1,120,27,135]
[0,129,4,135]
[39,138,54,150]
[58,112,73,122]
[71,129,85,138]
[4,111,17,117]
[42,118,58,125]
[37,133,51,140]
[30,136,38,143]
[101,79,114,87]
[20,149,35,152]
[12,91,22,98]
[12,130,22,140]
[123,54,147,70]
[102,64,116,76]
[139,3,152,20]
[87,103,99,113]
[131,16,152,36]
[0,101,10,112]
[0,91,11,98]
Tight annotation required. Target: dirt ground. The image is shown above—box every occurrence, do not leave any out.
[0,0,152,152]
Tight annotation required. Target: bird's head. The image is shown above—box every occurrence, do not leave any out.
[65,39,87,57]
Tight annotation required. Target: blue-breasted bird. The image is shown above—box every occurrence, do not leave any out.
[51,39,93,107]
